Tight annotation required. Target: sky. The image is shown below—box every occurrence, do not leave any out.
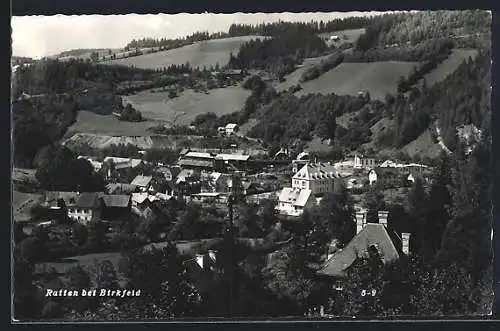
[11,12,390,58]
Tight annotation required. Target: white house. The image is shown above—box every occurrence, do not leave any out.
[353,154,376,169]
[66,192,104,225]
[368,169,378,186]
[277,187,314,217]
[225,123,239,135]
[291,163,342,195]
[277,162,343,217]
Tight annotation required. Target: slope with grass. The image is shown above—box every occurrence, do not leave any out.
[104,36,267,70]
[273,55,331,92]
[421,49,479,86]
[66,110,156,137]
[12,190,43,222]
[123,86,251,126]
[400,128,443,159]
[295,61,419,100]
[318,28,366,45]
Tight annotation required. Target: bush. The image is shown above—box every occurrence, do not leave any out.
[120,103,143,122]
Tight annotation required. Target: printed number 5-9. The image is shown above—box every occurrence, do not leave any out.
[361,289,377,297]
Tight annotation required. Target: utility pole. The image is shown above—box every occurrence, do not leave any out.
[224,172,238,316]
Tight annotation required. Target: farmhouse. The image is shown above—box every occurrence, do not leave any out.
[101,194,131,220]
[104,156,145,179]
[277,187,314,217]
[178,152,215,170]
[225,123,239,135]
[66,192,104,225]
[131,192,156,210]
[175,169,202,196]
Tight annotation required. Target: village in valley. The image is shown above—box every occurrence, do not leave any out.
[12,10,492,320]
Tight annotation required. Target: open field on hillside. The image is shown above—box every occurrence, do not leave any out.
[54,48,121,61]
[318,28,366,45]
[422,49,479,86]
[401,129,443,159]
[104,36,267,70]
[12,191,42,210]
[363,118,443,159]
[295,61,419,100]
[274,55,331,92]
[123,86,251,126]
[67,111,157,136]
[12,190,43,222]
[12,168,37,183]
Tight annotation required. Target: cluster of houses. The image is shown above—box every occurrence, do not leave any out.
[276,152,432,218]
[17,141,430,314]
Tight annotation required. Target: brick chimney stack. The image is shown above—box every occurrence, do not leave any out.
[355,210,367,234]
[378,210,389,228]
[402,233,411,255]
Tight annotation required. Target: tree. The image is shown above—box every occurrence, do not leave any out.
[90,52,99,63]
[13,253,40,319]
[237,203,263,238]
[339,253,385,316]
[65,266,96,313]
[422,156,452,259]
[317,111,337,142]
[410,263,475,316]
[119,244,201,317]
[262,244,315,315]
[36,146,105,192]
[93,260,119,289]
[72,223,89,246]
[84,221,109,253]
[437,137,492,278]
[363,187,386,223]
[120,103,143,122]
[406,177,429,255]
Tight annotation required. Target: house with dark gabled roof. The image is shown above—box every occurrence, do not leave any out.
[130,175,153,192]
[316,210,411,291]
[100,194,131,220]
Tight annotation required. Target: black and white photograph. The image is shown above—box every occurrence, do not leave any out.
[11,10,493,321]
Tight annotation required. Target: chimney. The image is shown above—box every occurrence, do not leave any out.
[195,254,204,269]
[208,250,216,263]
[355,211,366,234]
[378,211,389,227]
[402,233,411,255]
